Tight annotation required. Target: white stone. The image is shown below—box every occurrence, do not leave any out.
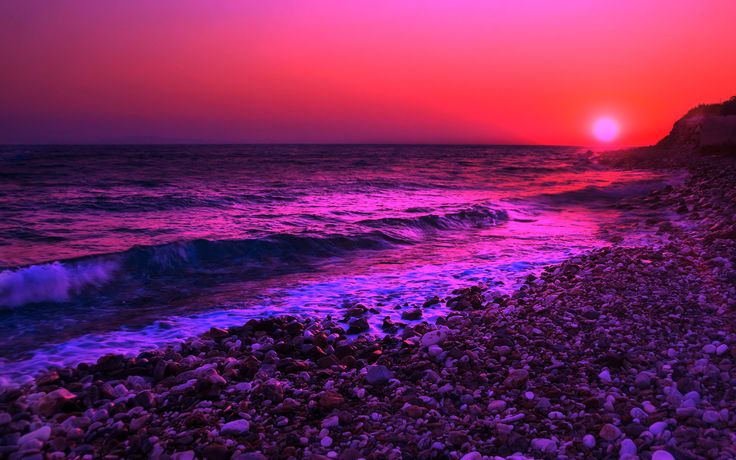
[321,415,339,429]
[488,400,507,412]
[18,426,51,446]
[619,438,637,457]
[428,345,443,357]
[703,410,720,424]
[649,421,667,436]
[420,330,447,347]
[460,453,482,460]
[582,434,596,448]
[598,369,612,383]
[320,436,333,447]
[652,451,675,460]
[220,419,250,436]
[531,438,557,453]
[629,407,648,420]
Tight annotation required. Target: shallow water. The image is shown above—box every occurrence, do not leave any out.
[0,145,665,384]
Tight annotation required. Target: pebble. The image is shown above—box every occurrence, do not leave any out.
[652,450,676,460]
[598,369,612,383]
[320,436,333,448]
[220,419,251,436]
[702,410,720,424]
[365,365,394,385]
[582,434,596,449]
[619,438,637,457]
[531,438,557,454]
[599,423,622,441]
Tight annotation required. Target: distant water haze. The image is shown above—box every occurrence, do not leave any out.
[0,145,672,384]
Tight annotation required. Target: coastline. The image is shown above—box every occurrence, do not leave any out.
[1,156,735,459]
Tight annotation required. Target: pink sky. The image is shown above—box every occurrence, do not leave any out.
[1,0,735,145]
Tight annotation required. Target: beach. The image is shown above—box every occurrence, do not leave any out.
[1,154,734,459]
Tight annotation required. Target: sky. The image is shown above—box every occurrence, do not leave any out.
[1,0,735,146]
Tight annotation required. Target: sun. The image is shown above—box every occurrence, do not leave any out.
[592,117,619,142]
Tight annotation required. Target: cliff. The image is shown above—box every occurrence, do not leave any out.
[656,96,736,153]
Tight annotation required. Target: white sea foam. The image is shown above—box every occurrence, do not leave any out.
[0,260,117,308]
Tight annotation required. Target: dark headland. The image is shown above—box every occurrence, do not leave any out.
[2,99,736,460]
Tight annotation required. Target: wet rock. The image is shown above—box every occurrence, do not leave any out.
[401,309,422,320]
[33,388,76,416]
[365,365,393,385]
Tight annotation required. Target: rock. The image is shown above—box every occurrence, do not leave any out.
[702,410,720,424]
[420,330,447,347]
[18,426,51,446]
[503,369,529,388]
[202,443,229,460]
[258,379,284,403]
[401,308,422,320]
[634,371,652,388]
[347,317,369,334]
[365,365,393,385]
[220,419,251,436]
[582,434,596,448]
[488,400,506,412]
[171,451,196,460]
[598,369,612,383]
[652,451,676,460]
[209,327,229,338]
[134,390,155,409]
[460,453,482,460]
[599,423,622,441]
[321,436,333,447]
[427,344,443,357]
[648,421,667,437]
[702,344,716,354]
[0,412,11,425]
[321,415,339,429]
[619,438,637,457]
[319,391,345,409]
[716,344,728,355]
[531,438,557,454]
[34,388,76,416]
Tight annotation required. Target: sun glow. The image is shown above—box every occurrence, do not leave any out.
[592,117,620,142]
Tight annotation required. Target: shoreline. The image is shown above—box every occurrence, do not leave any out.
[1,156,735,459]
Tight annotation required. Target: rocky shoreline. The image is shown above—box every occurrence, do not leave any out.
[1,157,735,459]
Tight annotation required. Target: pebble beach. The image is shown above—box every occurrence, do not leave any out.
[1,154,735,460]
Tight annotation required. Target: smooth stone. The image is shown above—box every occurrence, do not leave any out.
[582,434,596,448]
[635,372,652,388]
[716,344,728,355]
[365,365,394,385]
[531,438,557,454]
[598,369,612,383]
[321,436,333,448]
[420,330,447,347]
[702,344,716,354]
[488,400,507,412]
[652,451,676,460]
[600,423,622,441]
[648,421,667,436]
[18,426,51,448]
[220,419,251,436]
[702,410,720,423]
[619,438,637,457]
[460,453,482,460]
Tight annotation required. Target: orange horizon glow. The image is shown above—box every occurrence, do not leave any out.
[1,1,735,146]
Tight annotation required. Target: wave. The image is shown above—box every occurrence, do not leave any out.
[358,204,508,232]
[0,260,117,308]
[0,204,507,309]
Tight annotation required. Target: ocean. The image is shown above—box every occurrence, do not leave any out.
[0,145,665,384]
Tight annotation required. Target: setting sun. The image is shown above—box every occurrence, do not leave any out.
[593,117,620,142]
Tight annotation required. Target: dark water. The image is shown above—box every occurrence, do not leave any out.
[0,145,664,384]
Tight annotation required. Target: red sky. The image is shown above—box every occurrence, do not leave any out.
[1,1,735,146]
